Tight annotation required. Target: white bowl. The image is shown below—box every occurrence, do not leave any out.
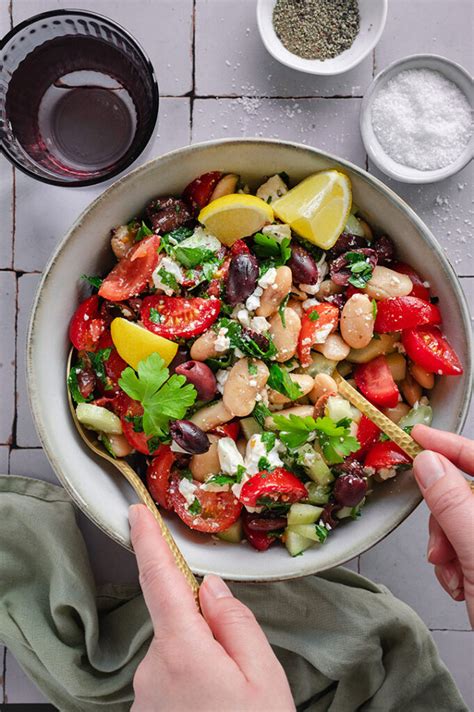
[360,54,474,184]
[257,0,387,75]
[27,139,472,581]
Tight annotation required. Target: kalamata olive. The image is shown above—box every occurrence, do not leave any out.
[330,248,378,286]
[241,327,270,353]
[334,459,366,479]
[76,367,96,400]
[320,502,341,529]
[175,360,217,401]
[287,243,319,285]
[169,419,210,454]
[225,252,259,305]
[327,233,368,260]
[146,196,193,233]
[372,235,396,265]
[323,293,346,310]
[333,474,367,507]
[100,300,138,323]
[169,346,190,375]
[244,515,288,532]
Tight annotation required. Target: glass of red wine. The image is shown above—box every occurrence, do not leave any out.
[0,10,159,186]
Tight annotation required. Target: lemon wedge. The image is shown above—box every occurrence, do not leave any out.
[198,193,274,246]
[111,318,177,371]
[273,170,352,249]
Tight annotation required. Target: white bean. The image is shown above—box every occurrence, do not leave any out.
[209,173,239,201]
[317,280,344,299]
[315,334,350,362]
[363,266,413,300]
[400,372,422,407]
[382,403,411,424]
[340,293,374,349]
[190,329,220,361]
[268,374,314,405]
[223,358,269,417]
[190,400,233,431]
[190,435,220,482]
[409,362,435,389]
[108,433,134,458]
[269,307,301,363]
[256,265,292,317]
[386,353,407,382]
[309,373,338,404]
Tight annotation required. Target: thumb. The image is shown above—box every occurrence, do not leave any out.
[414,450,474,573]
[199,575,281,681]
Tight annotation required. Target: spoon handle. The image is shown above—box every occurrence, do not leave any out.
[118,459,201,606]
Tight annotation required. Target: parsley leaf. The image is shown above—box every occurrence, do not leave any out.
[87,348,112,388]
[267,363,303,401]
[257,496,291,513]
[173,245,215,269]
[271,413,317,449]
[252,402,271,428]
[253,233,291,267]
[261,431,277,452]
[81,274,103,290]
[188,498,202,515]
[158,268,179,292]
[216,318,277,361]
[308,311,320,322]
[119,353,197,438]
[258,456,272,470]
[278,294,289,326]
[158,226,194,255]
[67,364,93,404]
[314,524,328,543]
[235,465,247,483]
[134,221,153,242]
[206,474,236,485]
[345,252,374,289]
[272,413,359,463]
[248,361,258,376]
[372,299,378,320]
[149,307,163,324]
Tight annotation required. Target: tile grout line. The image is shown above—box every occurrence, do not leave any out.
[189,0,196,143]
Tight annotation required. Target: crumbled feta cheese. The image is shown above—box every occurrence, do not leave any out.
[258,267,277,289]
[302,298,320,309]
[312,322,333,344]
[246,286,263,311]
[250,316,271,333]
[377,467,398,481]
[256,174,288,203]
[186,226,222,252]
[217,437,245,476]
[249,379,257,388]
[152,257,184,295]
[236,308,251,328]
[255,392,263,402]
[245,433,283,475]
[262,223,291,242]
[235,347,245,358]
[299,282,320,295]
[216,369,230,394]
[178,478,198,507]
[215,327,231,352]
[83,314,90,321]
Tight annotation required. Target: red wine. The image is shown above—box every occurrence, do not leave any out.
[6,35,145,178]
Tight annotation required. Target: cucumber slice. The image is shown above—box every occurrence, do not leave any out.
[289,523,326,543]
[305,482,331,505]
[303,353,337,377]
[347,334,399,364]
[287,503,323,526]
[325,395,353,422]
[398,405,433,430]
[76,403,123,435]
[240,416,262,440]
[344,213,365,237]
[217,518,243,543]
[284,528,315,556]
[297,445,334,485]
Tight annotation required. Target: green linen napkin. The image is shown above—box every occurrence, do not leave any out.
[0,475,467,712]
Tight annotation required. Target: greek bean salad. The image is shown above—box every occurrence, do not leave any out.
[68,169,463,556]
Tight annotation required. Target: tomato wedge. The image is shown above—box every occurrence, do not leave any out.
[147,445,176,510]
[239,468,307,508]
[297,303,339,368]
[353,415,381,460]
[169,476,242,533]
[354,355,400,408]
[393,262,431,302]
[119,395,157,455]
[69,295,105,351]
[210,420,241,441]
[374,296,441,333]
[141,295,221,339]
[402,325,463,376]
[99,234,160,302]
[364,441,412,471]
[98,331,128,383]
[242,511,282,551]
[183,171,223,213]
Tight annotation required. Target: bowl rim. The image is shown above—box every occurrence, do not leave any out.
[360,53,474,184]
[0,8,159,188]
[27,138,473,579]
[256,0,388,76]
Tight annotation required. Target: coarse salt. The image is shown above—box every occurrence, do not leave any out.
[371,69,472,171]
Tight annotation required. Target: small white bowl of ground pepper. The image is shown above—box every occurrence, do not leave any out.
[257,0,387,75]
[360,55,474,183]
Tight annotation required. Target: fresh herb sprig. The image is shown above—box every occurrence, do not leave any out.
[271,413,359,464]
[253,232,291,269]
[81,274,103,290]
[345,252,374,289]
[267,363,303,401]
[216,318,277,361]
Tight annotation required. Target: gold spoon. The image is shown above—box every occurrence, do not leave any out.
[66,349,200,605]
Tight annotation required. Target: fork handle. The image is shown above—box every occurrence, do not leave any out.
[119,460,200,607]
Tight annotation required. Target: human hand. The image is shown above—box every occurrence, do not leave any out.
[412,425,474,627]
[128,504,295,712]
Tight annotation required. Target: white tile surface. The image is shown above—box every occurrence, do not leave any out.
[195,0,372,97]
[0,272,15,445]
[0,446,9,472]
[193,98,366,166]
[431,631,474,709]
[0,158,13,269]
[13,97,190,273]
[16,273,41,447]
[11,0,194,96]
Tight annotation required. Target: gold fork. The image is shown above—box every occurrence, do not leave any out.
[66,348,200,605]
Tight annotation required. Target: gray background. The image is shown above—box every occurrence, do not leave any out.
[0,0,472,705]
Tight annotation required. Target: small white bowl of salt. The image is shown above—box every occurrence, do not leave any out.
[360,54,473,183]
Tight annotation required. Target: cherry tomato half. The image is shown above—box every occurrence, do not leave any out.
[147,445,176,510]
[119,395,156,455]
[374,296,441,333]
[183,171,223,213]
[210,420,241,441]
[352,415,381,460]
[393,262,431,302]
[98,234,160,302]
[364,441,412,471]
[402,325,463,376]
[98,331,128,384]
[354,355,400,409]
[297,303,339,368]
[169,476,242,533]
[69,295,105,351]
[239,468,307,508]
[141,295,221,339]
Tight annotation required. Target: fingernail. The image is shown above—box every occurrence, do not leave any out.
[128,504,142,527]
[203,574,232,599]
[415,451,446,489]
[427,546,435,563]
[451,588,465,601]
[441,564,461,593]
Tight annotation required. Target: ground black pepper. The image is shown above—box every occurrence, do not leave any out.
[273,0,360,61]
